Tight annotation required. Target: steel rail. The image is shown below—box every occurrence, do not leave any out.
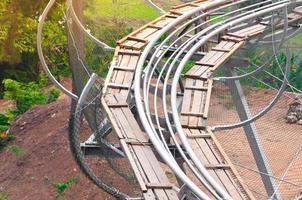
[134,1,235,199]
[144,0,273,100]
[257,24,302,44]
[144,0,278,121]
[212,7,300,131]
[215,7,289,81]
[146,2,287,199]
[144,1,274,198]
[37,0,78,100]
[137,0,286,198]
[144,3,252,196]
[67,0,114,51]
[145,0,166,15]
[144,0,273,136]
[212,48,291,132]
[166,4,290,134]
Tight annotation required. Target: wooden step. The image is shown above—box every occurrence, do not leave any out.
[118,50,141,56]
[181,112,205,117]
[107,83,131,89]
[211,47,231,53]
[113,66,136,72]
[205,164,231,170]
[166,14,179,19]
[107,102,129,108]
[187,134,212,139]
[146,183,174,190]
[148,24,163,30]
[184,85,208,91]
[124,138,151,146]
[195,61,215,67]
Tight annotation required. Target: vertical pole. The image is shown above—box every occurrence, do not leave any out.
[225,68,282,200]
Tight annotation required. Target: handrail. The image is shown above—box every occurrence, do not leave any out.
[37,0,78,100]
[145,0,166,15]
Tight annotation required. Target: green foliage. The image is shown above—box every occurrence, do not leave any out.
[3,79,48,113]
[54,176,80,198]
[0,109,16,132]
[8,145,26,156]
[0,192,9,200]
[0,133,15,151]
[3,79,60,114]
[183,60,196,74]
[48,88,61,103]
[0,0,69,89]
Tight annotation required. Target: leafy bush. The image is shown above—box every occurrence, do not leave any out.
[0,110,16,151]
[47,88,61,104]
[3,79,60,114]
[0,133,15,151]
[0,113,9,132]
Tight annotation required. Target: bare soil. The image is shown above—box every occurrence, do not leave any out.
[0,89,136,200]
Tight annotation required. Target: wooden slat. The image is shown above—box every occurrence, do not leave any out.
[118,49,141,56]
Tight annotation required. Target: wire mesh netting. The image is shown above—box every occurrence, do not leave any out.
[209,33,302,199]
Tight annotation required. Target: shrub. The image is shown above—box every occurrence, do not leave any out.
[3,79,60,114]
[0,133,15,151]
[47,88,61,104]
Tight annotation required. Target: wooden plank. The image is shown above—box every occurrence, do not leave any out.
[118,49,141,56]
[146,183,174,190]
[189,79,204,127]
[184,129,227,189]
[184,85,208,91]
[107,83,131,90]
[114,108,169,200]
[123,108,177,199]
[181,79,193,126]
[120,139,149,192]
[203,79,213,119]
[113,66,136,72]
[198,129,245,199]
[191,129,243,199]
[207,129,256,200]
[187,134,212,139]
[181,112,204,117]
[205,164,231,170]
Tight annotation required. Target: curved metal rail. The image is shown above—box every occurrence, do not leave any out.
[38,0,302,199]
[37,0,78,100]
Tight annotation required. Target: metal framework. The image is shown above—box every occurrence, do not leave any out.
[38,0,302,199]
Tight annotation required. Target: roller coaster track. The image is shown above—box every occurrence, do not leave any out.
[38,0,302,199]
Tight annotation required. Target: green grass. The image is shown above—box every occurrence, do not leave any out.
[54,176,80,198]
[8,145,26,156]
[85,0,160,20]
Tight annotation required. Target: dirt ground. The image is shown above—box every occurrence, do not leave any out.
[1,79,302,200]
[0,97,115,199]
